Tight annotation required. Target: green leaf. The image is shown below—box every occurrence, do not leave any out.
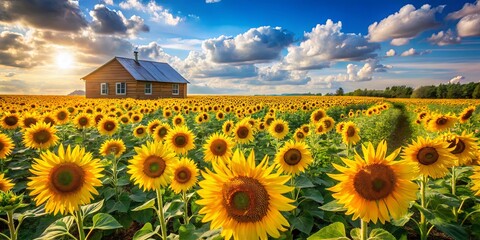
[179,223,197,240]
[81,200,104,217]
[430,218,468,240]
[295,175,315,188]
[302,189,324,204]
[428,192,460,207]
[308,222,348,240]
[368,228,396,240]
[412,203,435,220]
[132,198,156,211]
[319,200,346,212]
[133,222,159,240]
[350,228,360,240]
[89,213,123,230]
[14,205,46,222]
[292,212,314,234]
[34,216,75,240]
[391,212,413,227]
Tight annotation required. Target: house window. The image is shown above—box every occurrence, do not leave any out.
[100,83,108,95]
[172,84,179,95]
[145,83,152,95]
[116,82,126,95]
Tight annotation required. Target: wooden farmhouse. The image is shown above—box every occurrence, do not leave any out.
[81,52,189,99]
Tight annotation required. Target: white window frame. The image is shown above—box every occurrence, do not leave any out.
[172,84,179,95]
[100,83,108,95]
[145,82,152,95]
[116,82,126,95]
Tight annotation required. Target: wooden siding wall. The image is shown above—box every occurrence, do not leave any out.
[84,59,188,99]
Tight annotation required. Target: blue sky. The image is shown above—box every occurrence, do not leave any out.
[1,0,480,95]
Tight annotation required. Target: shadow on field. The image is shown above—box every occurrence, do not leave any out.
[388,103,413,150]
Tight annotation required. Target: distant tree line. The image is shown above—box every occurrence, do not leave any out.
[341,82,480,99]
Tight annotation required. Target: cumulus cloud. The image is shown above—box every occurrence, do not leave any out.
[457,14,480,37]
[428,29,461,46]
[90,4,149,35]
[206,0,221,3]
[0,0,88,32]
[256,64,311,85]
[368,4,444,45]
[446,1,480,20]
[137,42,181,64]
[449,75,464,84]
[0,31,44,68]
[284,20,379,70]
[400,48,431,57]
[203,26,294,64]
[104,0,114,5]
[386,49,396,57]
[4,72,15,77]
[119,0,182,25]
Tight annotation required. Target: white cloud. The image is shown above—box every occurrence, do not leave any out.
[119,0,182,25]
[206,0,221,3]
[4,72,15,77]
[390,38,410,46]
[256,63,311,85]
[284,20,379,70]
[457,13,480,37]
[368,4,444,44]
[400,48,431,57]
[89,4,149,36]
[386,49,396,57]
[449,75,464,84]
[104,0,114,5]
[446,1,480,20]
[202,26,294,63]
[137,42,181,65]
[428,29,461,46]
[160,38,203,51]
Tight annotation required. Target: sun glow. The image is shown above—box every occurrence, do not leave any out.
[56,51,74,69]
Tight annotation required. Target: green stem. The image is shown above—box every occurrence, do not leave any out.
[182,191,189,225]
[156,189,167,240]
[0,232,11,240]
[75,210,85,240]
[360,219,368,240]
[111,155,119,201]
[451,167,458,221]
[420,175,428,240]
[7,210,16,240]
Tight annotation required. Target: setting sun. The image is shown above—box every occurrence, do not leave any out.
[56,51,74,69]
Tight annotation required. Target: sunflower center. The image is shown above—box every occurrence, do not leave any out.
[222,176,269,223]
[174,134,188,147]
[461,110,473,121]
[136,128,144,134]
[133,116,140,121]
[4,116,18,126]
[347,126,356,137]
[143,156,166,178]
[274,124,284,133]
[24,118,37,128]
[448,139,466,155]
[225,124,231,132]
[314,112,323,121]
[33,130,51,144]
[104,121,115,131]
[210,139,227,156]
[218,113,224,118]
[284,149,302,165]
[158,127,167,137]
[436,117,447,125]
[266,118,274,126]
[51,163,84,193]
[237,126,249,139]
[324,120,332,128]
[175,118,182,124]
[150,123,159,133]
[44,117,55,125]
[296,131,305,139]
[107,144,121,155]
[174,167,191,184]
[353,164,396,201]
[79,117,88,126]
[57,112,67,121]
[302,126,310,133]
[417,147,439,165]
[94,115,103,124]
[0,141,4,151]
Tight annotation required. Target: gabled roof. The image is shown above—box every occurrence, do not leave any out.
[81,57,189,84]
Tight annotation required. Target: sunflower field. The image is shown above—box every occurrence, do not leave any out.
[0,95,480,240]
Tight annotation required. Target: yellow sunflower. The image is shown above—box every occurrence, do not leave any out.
[170,157,199,194]
[127,141,178,191]
[0,133,15,159]
[97,117,119,136]
[133,125,147,138]
[165,126,196,155]
[203,132,235,163]
[320,116,335,132]
[1,113,20,130]
[54,108,70,125]
[328,141,418,224]
[153,123,171,142]
[196,150,295,240]
[310,109,326,124]
[216,111,225,120]
[233,121,254,144]
[335,122,345,133]
[427,113,457,132]
[23,122,59,150]
[445,131,478,166]
[99,139,126,158]
[130,113,143,123]
[470,166,480,196]
[0,173,14,192]
[341,121,361,145]
[222,120,235,135]
[459,106,475,123]
[275,141,313,175]
[147,119,162,134]
[73,113,94,129]
[268,119,289,140]
[293,129,306,142]
[20,112,39,129]
[42,114,56,126]
[172,115,185,127]
[28,145,104,215]
[402,136,456,179]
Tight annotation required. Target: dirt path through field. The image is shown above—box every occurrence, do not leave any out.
[387,103,413,151]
